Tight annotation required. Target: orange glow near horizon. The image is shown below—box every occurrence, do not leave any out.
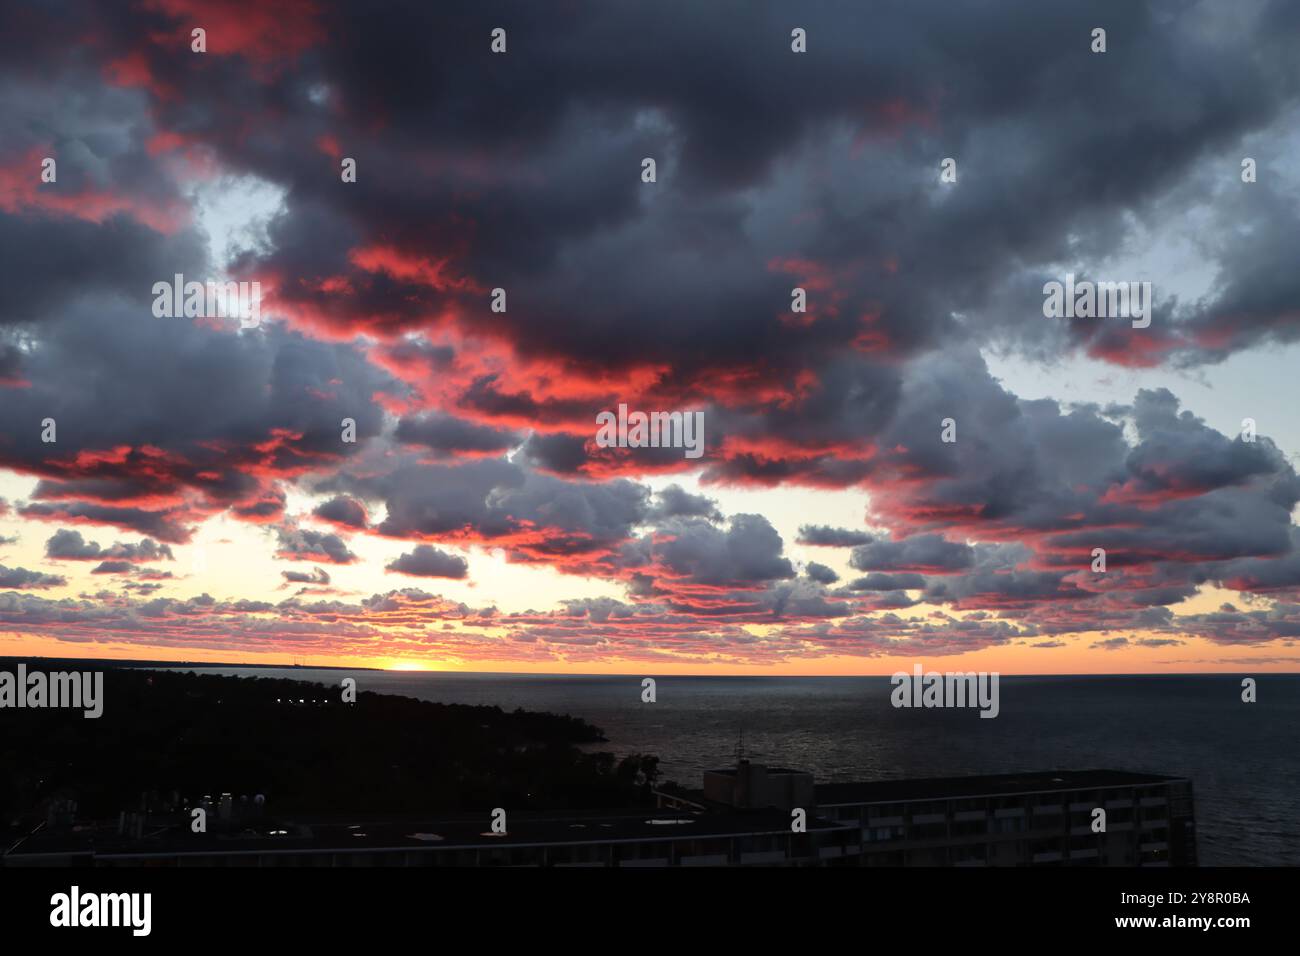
[1,632,1294,676]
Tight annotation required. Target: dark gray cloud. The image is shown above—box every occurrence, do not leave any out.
[312,496,369,530]
[0,565,65,589]
[653,514,795,588]
[395,413,522,458]
[805,562,839,585]
[798,526,876,547]
[647,485,721,523]
[274,526,358,564]
[45,529,174,562]
[282,566,332,585]
[849,534,976,573]
[386,544,470,579]
[846,572,927,592]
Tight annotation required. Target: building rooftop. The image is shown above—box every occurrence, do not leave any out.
[6,768,1191,862]
[815,768,1186,805]
[706,764,807,777]
[6,807,850,861]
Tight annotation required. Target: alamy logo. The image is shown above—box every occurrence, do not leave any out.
[0,664,103,718]
[595,403,704,459]
[50,886,151,936]
[890,664,1000,719]
[1042,273,1151,329]
[152,274,261,328]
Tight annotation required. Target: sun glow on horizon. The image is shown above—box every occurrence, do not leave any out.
[385,660,434,672]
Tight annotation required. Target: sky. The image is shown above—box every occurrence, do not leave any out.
[2,0,1300,674]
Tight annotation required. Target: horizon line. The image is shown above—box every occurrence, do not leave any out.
[1,654,1295,679]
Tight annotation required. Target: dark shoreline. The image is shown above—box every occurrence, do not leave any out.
[0,655,381,673]
[1,666,663,839]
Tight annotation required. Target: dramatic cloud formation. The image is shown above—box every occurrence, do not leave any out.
[1,0,1299,669]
